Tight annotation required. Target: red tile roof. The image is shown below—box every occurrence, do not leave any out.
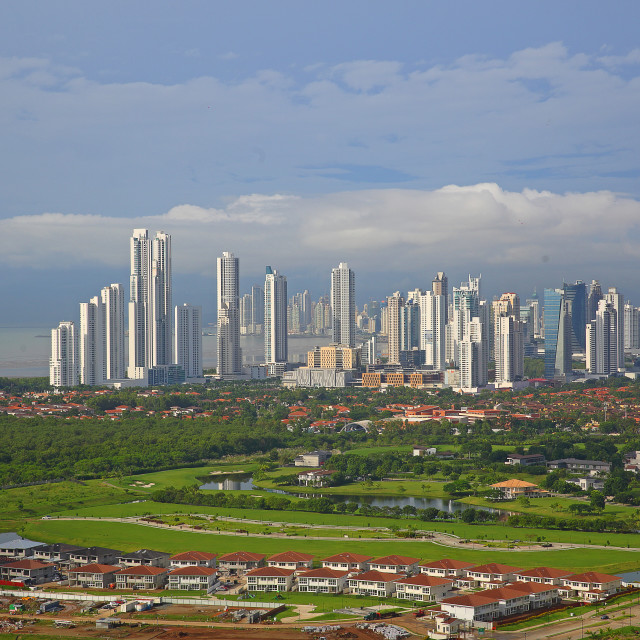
[467,563,521,574]
[4,560,55,570]
[268,551,314,562]
[67,564,120,574]
[350,570,404,582]
[322,552,372,563]
[298,568,349,579]
[170,551,217,561]
[420,559,475,570]
[515,567,572,579]
[218,551,265,562]
[169,566,217,576]
[116,566,168,576]
[396,574,453,587]
[245,567,296,577]
[371,555,419,566]
[564,571,621,583]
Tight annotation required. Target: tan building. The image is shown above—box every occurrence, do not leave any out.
[115,566,169,590]
[490,479,548,500]
[68,563,121,588]
[307,344,360,370]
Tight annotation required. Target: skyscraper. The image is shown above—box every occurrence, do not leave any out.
[217,251,241,376]
[432,272,448,323]
[563,280,586,353]
[586,300,618,375]
[50,321,78,387]
[494,314,524,384]
[251,284,264,333]
[460,317,488,389]
[264,266,288,365]
[128,229,172,377]
[604,287,624,370]
[330,262,356,347]
[101,284,125,380]
[174,303,203,379]
[79,296,104,386]
[544,288,572,380]
[587,280,603,322]
[386,291,404,364]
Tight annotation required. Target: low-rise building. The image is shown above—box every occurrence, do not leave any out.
[170,551,217,568]
[514,567,573,585]
[348,570,403,597]
[420,559,475,578]
[115,566,169,590]
[168,566,218,591]
[561,572,622,600]
[547,458,611,476]
[321,552,372,574]
[395,574,454,602]
[297,568,349,593]
[217,551,266,573]
[0,559,56,584]
[567,477,605,492]
[67,564,121,588]
[369,555,420,575]
[245,566,295,592]
[505,453,546,466]
[32,544,85,564]
[431,614,463,639]
[267,551,314,571]
[490,479,548,500]
[413,445,437,457]
[460,563,522,589]
[117,549,171,568]
[294,450,332,467]
[297,469,334,487]
[68,547,120,567]
[0,532,44,558]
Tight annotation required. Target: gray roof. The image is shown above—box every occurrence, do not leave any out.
[0,531,43,550]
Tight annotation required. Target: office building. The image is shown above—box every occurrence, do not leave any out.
[251,284,264,333]
[587,280,603,322]
[563,281,586,353]
[174,303,203,379]
[217,252,242,376]
[330,262,356,347]
[264,266,288,365]
[432,272,448,323]
[50,321,78,387]
[544,288,572,380]
[604,287,624,369]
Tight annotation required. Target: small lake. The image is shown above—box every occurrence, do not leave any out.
[199,473,500,514]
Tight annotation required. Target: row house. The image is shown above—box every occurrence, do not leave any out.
[0,559,56,585]
[348,570,404,598]
[245,566,295,591]
[32,544,85,564]
[167,566,218,591]
[546,458,611,476]
[217,551,265,572]
[321,552,372,574]
[297,568,349,593]
[0,532,44,559]
[68,547,120,568]
[115,566,170,590]
[267,551,314,572]
[514,567,573,585]
[369,555,420,575]
[117,549,171,568]
[395,574,454,602]
[170,551,217,568]
[420,559,475,578]
[560,572,622,600]
[67,564,120,588]
[459,563,522,588]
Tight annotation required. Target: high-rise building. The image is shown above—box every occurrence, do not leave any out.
[264,266,288,365]
[432,272,449,323]
[128,229,172,377]
[604,287,625,370]
[586,300,618,375]
[544,288,572,380]
[495,314,524,384]
[217,251,242,376]
[251,284,264,332]
[448,275,481,365]
[587,280,603,322]
[50,321,78,387]
[624,303,640,350]
[387,291,404,364]
[460,316,488,389]
[174,303,203,379]
[563,281,586,353]
[79,296,104,386]
[331,262,356,347]
[101,284,125,380]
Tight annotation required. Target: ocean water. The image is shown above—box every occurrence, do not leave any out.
[0,327,332,378]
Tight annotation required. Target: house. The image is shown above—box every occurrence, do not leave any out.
[297,469,334,487]
[68,564,121,588]
[440,592,500,623]
[0,559,56,584]
[420,559,475,578]
[460,563,522,588]
[413,445,437,457]
[506,582,561,609]
[32,544,85,564]
[68,547,120,567]
[117,549,171,568]
[505,453,546,466]
[267,551,314,571]
[430,614,464,639]
[567,477,605,492]
[217,551,266,572]
[297,568,349,593]
[547,458,611,476]
[115,566,169,590]
[395,574,454,602]
[561,572,622,600]
[321,552,372,573]
[369,555,420,575]
[170,551,217,568]
[294,450,332,467]
[0,532,44,558]
[348,570,403,597]
[168,566,218,591]
[490,479,548,500]
[245,566,295,592]
[514,567,573,585]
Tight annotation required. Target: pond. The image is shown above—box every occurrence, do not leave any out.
[199,473,500,514]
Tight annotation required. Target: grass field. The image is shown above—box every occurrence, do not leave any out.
[22,519,640,574]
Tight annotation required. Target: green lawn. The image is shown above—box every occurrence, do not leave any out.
[22,519,640,574]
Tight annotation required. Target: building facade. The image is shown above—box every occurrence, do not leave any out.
[264,266,288,365]
[174,303,202,379]
[217,251,242,376]
[330,262,356,347]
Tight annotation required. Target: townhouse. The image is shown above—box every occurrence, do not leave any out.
[245,567,296,592]
[267,551,314,572]
[560,572,622,600]
[67,564,121,588]
[420,559,475,578]
[117,549,171,568]
[395,574,454,602]
[369,555,420,575]
[348,570,404,597]
[321,552,372,574]
[170,551,217,568]
[514,567,573,585]
[31,544,85,565]
[459,563,522,588]
[297,568,349,593]
[217,551,266,573]
[0,559,56,585]
[167,566,218,591]
[115,566,170,590]
[68,547,120,568]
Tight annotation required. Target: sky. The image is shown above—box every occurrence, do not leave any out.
[1,0,640,326]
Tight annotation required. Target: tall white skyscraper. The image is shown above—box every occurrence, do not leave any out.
[101,284,125,380]
[128,229,172,377]
[604,287,624,370]
[416,290,446,370]
[495,315,524,384]
[79,296,104,386]
[586,300,618,375]
[459,316,488,389]
[217,251,241,376]
[50,321,78,387]
[624,303,640,350]
[174,303,203,379]
[264,266,288,365]
[331,262,356,347]
[386,291,404,364]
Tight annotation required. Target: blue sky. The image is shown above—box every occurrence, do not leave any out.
[1,1,640,324]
